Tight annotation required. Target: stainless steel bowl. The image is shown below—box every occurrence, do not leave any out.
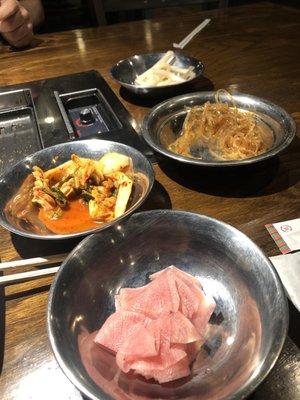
[142,91,296,166]
[48,210,288,400]
[0,139,154,240]
[110,52,204,96]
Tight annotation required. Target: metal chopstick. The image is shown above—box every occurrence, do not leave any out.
[0,266,59,286]
[0,253,67,270]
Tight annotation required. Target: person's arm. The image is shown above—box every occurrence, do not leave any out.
[0,0,44,48]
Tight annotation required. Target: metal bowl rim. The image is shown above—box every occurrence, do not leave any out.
[0,138,154,240]
[47,209,289,400]
[142,91,296,167]
[110,52,205,90]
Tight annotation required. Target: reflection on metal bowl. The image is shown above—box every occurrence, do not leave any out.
[48,210,288,400]
[142,91,296,166]
[0,139,154,240]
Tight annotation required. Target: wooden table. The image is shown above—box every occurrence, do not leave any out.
[0,2,299,399]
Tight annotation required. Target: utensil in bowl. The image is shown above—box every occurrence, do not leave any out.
[142,91,296,166]
[47,209,288,400]
[173,19,211,49]
[110,52,204,97]
[0,139,154,240]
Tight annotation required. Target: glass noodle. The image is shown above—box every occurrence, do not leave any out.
[168,90,274,160]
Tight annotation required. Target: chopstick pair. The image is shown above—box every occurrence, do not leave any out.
[0,253,67,286]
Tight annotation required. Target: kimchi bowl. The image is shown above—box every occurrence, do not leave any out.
[47,210,288,400]
[0,139,154,240]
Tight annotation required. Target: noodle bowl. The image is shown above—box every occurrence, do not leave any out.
[168,91,274,161]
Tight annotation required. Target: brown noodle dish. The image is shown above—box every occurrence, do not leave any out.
[168,90,274,161]
[5,153,134,235]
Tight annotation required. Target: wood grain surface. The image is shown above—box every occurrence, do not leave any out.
[0,2,299,399]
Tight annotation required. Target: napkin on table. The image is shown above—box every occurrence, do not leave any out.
[266,218,300,254]
[270,252,300,312]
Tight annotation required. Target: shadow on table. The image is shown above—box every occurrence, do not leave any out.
[140,179,172,211]
[157,155,297,198]
[248,336,300,400]
[11,234,82,259]
[119,76,214,108]
[10,37,43,52]
[4,284,53,302]
[288,300,300,348]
